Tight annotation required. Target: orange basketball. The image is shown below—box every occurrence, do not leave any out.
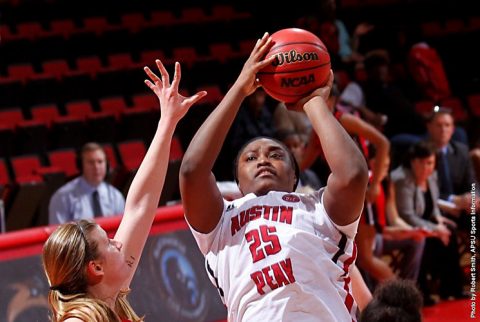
[258,28,331,104]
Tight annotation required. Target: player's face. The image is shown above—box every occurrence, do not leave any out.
[88,226,129,288]
[237,138,296,196]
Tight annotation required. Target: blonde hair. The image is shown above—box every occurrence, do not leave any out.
[42,220,143,322]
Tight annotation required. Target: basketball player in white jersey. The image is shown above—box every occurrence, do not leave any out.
[180,32,369,321]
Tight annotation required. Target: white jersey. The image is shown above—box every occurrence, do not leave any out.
[188,189,360,322]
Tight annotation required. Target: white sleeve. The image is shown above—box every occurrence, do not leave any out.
[185,199,228,255]
[318,189,361,239]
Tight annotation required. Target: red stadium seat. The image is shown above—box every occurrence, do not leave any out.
[83,16,112,36]
[0,108,25,127]
[16,22,48,40]
[180,7,210,24]
[76,56,104,78]
[42,60,72,80]
[65,100,94,119]
[48,148,79,177]
[117,140,146,171]
[149,11,178,27]
[108,53,136,70]
[10,155,42,180]
[98,96,128,119]
[50,19,77,39]
[30,104,61,127]
[139,49,168,66]
[172,47,199,68]
[7,63,36,83]
[131,93,158,111]
[0,158,10,186]
[209,42,237,63]
[121,13,147,33]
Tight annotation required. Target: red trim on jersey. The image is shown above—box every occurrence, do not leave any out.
[342,244,357,317]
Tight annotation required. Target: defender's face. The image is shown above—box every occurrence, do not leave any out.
[237,138,296,196]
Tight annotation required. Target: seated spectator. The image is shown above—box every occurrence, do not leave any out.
[356,152,427,288]
[49,142,125,224]
[426,107,476,218]
[391,141,465,304]
[360,279,423,322]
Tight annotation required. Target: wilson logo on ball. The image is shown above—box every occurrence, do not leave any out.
[272,49,319,67]
[281,74,315,88]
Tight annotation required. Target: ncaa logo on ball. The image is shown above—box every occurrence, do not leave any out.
[281,73,315,88]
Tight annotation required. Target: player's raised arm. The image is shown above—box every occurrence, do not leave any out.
[301,72,368,226]
[180,33,275,233]
[115,60,206,288]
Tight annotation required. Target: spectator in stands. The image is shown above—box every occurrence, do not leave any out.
[48,142,126,224]
[426,107,476,216]
[356,151,427,288]
[360,279,423,322]
[391,141,465,304]
[297,0,373,69]
[362,50,425,138]
[42,60,206,321]
[338,80,388,129]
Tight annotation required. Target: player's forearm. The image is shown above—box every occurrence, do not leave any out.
[125,119,176,213]
[304,97,367,184]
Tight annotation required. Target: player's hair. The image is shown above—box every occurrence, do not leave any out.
[233,136,300,191]
[360,279,422,322]
[42,220,143,322]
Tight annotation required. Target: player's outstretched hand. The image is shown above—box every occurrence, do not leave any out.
[144,59,207,124]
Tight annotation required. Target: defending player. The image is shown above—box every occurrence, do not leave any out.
[180,32,368,321]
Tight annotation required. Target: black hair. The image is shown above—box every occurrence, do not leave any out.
[360,279,422,322]
[402,140,436,168]
[233,136,300,191]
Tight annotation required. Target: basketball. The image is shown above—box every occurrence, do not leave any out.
[258,28,331,104]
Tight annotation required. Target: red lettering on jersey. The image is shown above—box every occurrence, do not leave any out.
[279,206,293,224]
[231,216,241,236]
[271,206,280,221]
[271,263,289,287]
[250,271,266,295]
[240,210,248,227]
[262,205,272,220]
[280,258,296,283]
[230,205,294,236]
[250,258,296,295]
[262,266,279,291]
[249,205,262,221]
